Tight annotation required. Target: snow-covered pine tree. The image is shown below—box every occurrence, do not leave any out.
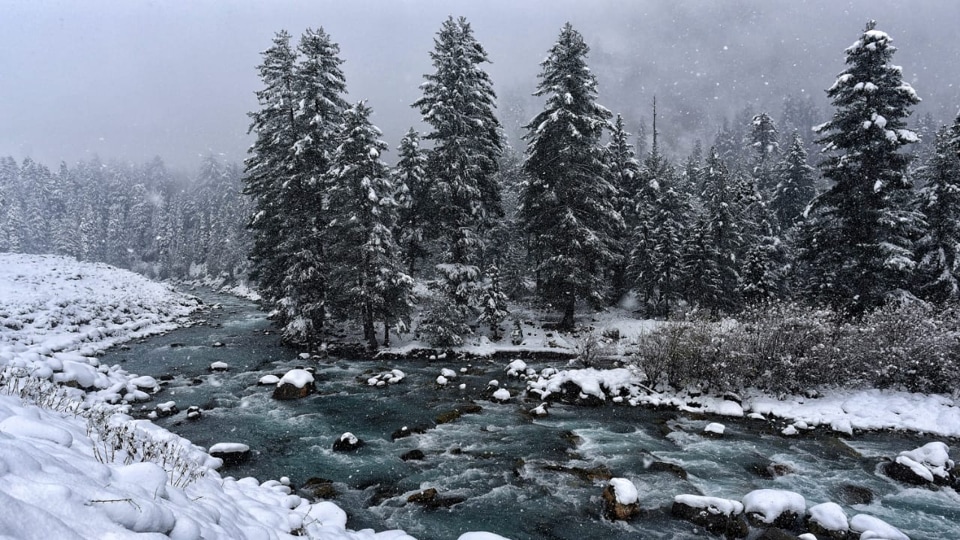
[772,132,817,230]
[606,113,642,302]
[477,264,510,340]
[747,112,780,194]
[739,170,785,304]
[686,147,743,314]
[519,23,622,329]
[634,162,691,318]
[951,112,960,161]
[627,107,673,313]
[326,101,413,350]
[799,21,922,313]
[294,27,348,181]
[413,16,504,267]
[244,30,301,316]
[914,127,960,303]
[392,128,429,274]
[779,93,820,155]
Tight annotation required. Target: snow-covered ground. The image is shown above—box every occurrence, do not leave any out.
[0,254,424,540]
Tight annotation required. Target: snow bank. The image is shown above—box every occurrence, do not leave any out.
[0,253,199,404]
[0,255,429,540]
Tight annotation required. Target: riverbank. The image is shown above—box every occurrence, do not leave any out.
[0,253,420,540]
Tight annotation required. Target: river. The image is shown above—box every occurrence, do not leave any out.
[100,289,960,539]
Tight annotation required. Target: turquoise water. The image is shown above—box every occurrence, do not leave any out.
[102,290,960,540]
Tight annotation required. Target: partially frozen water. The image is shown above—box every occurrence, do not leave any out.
[102,290,960,539]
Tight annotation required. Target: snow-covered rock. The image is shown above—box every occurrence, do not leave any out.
[209,442,251,467]
[671,494,747,537]
[209,361,229,372]
[849,514,909,540]
[704,422,725,437]
[332,432,364,452]
[806,502,849,539]
[258,374,280,385]
[885,441,955,486]
[367,369,405,386]
[491,388,511,403]
[742,489,805,528]
[602,478,639,520]
[273,369,315,400]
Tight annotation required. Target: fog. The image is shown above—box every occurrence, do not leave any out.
[2,0,958,172]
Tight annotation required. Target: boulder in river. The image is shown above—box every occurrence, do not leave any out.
[301,477,337,499]
[406,487,465,508]
[742,489,805,529]
[209,442,250,467]
[883,441,955,487]
[805,502,849,540]
[401,449,425,461]
[272,369,315,400]
[602,478,639,521]
[671,494,748,538]
[332,432,364,452]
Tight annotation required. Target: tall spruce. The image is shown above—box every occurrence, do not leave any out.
[747,112,780,194]
[606,113,642,302]
[326,102,413,349]
[413,16,504,266]
[519,23,622,329]
[244,29,348,346]
[772,132,817,230]
[915,126,960,303]
[393,128,429,274]
[685,148,744,314]
[799,21,922,313]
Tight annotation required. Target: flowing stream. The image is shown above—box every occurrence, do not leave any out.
[101,289,960,540]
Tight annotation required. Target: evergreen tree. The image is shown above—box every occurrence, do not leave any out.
[780,93,820,154]
[686,148,743,314]
[915,127,960,303]
[747,112,780,194]
[799,21,922,313]
[772,132,817,230]
[244,30,301,311]
[519,23,622,329]
[413,16,504,266]
[477,264,510,340]
[393,128,429,274]
[326,102,413,350]
[606,113,642,302]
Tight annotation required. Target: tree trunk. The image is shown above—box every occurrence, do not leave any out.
[560,290,576,330]
[383,319,391,347]
[363,302,377,350]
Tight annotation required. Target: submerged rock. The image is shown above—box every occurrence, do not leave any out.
[401,449,425,461]
[406,487,466,508]
[543,463,613,482]
[834,484,874,506]
[301,477,337,500]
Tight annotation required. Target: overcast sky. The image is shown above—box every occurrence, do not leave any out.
[2,0,958,173]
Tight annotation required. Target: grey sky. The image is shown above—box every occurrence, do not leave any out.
[1,0,958,173]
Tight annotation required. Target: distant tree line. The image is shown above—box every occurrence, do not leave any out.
[0,155,251,281]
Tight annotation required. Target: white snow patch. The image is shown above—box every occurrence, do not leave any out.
[674,494,743,516]
[278,369,314,388]
[209,442,250,454]
[808,502,848,533]
[704,422,725,435]
[850,514,909,540]
[742,489,805,524]
[608,478,638,505]
[492,388,511,402]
